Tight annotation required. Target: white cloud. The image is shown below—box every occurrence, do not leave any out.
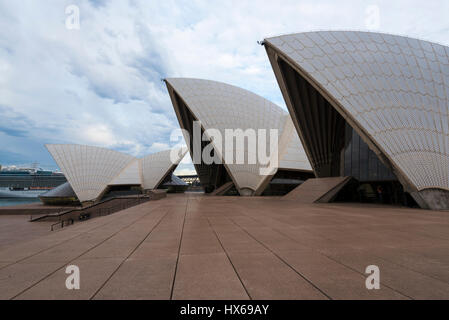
[148,142,171,153]
[80,124,116,146]
[0,0,448,172]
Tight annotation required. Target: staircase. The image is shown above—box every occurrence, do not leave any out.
[282,176,353,203]
[30,195,151,230]
[208,181,234,196]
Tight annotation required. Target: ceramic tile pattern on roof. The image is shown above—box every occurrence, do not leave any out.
[166,78,312,194]
[46,145,187,202]
[265,31,449,191]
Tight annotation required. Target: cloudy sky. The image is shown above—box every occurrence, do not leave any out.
[0,0,448,174]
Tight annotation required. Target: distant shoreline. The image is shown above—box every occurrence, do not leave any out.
[0,198,40,207]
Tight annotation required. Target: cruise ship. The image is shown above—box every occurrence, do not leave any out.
[0,167,67,198]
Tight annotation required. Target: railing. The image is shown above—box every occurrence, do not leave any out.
[35,196,150,231]
[51,218,74,231]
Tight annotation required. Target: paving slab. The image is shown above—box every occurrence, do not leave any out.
[172,253,249,300]
[321,250,449,300]
[0,193,448,300]
[94,212,185,299]
[227,252,327,300]
[15,258,123,300]
[0,261,63,299]
[276,249,407,300]
[94,255,178,300]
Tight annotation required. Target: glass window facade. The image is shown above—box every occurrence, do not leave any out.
[343,124,396,182]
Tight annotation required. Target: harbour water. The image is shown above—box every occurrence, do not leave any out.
[0,198,40,207]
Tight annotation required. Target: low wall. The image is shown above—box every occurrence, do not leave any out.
[1,192,166,219]
[0,204,78,216]
[42,196,152,222]
[146,189,167,200]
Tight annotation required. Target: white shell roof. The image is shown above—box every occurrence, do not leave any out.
[46,144,134,202]
[165,78,312,194]
[265,31,449,192]
[46,144,187,202]
[141,147,188,190]
[109,159,141,186]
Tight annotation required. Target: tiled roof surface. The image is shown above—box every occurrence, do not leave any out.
[266,31,449,191]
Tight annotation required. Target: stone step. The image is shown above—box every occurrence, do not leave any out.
[282,176,352,203]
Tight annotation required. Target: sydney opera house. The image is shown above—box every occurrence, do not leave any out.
[41,144,187,205]
[1,29,449,301]
[41,31,449,211]
[165,78,313,196]
[262,31,449,210]
[163,31,448,210]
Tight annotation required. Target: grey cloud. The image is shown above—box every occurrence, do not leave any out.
[0,126,28,138]
[88,0,109,8]
[0,0,448,170]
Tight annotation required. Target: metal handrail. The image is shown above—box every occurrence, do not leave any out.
[49,196,149,231]
[51,218,74,231]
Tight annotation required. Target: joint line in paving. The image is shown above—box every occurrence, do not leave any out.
[229,217,332,300]
[90,208,172,299]
[207,218,252,300]
[235,205,414,300]
[10,204,162,300]
[169,197,188,300]
[0,205,152,272]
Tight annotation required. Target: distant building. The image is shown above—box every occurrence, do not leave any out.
[263,31,449,209]
[43,144,187,204]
